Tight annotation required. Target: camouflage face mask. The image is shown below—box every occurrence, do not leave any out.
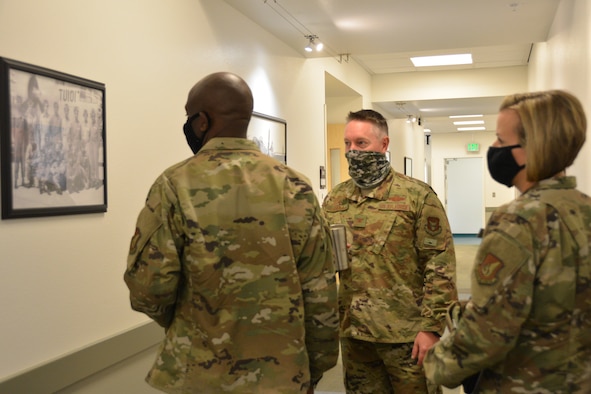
[346,150,391,189]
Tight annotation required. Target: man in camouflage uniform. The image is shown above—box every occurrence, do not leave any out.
[423,90,591,393]
[124,72,339,394]
[322,109,457,393]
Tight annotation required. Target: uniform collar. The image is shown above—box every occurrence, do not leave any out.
[346,168,394,202]
[529,175,577,192]
[200,137,260,152]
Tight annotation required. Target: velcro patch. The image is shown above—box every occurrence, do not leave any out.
[379,202,409,211]
[423,237,437,247]
[425,216,442,236]
[476,253,504,285]
[353,215,366,228]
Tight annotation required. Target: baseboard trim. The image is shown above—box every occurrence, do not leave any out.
[0,321,162,394]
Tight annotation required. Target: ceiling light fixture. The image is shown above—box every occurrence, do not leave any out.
[453,120,485,125]
[406,115,417,123]
[449,114,483,118]
[457,126,486,131]
[304,35,323,52]
[411,53,473,67]
[263,0,341,62]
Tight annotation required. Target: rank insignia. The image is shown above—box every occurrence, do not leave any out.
[353,214,366,228]
[476,253,504,285]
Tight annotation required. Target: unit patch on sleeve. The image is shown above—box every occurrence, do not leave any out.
[476,253,504,285]
[425,216,442,236]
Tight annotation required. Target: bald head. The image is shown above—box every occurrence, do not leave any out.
[185,72,253,142]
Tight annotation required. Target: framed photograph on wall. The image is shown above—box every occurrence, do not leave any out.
[404,156,412,177]
[0,57,107,219]
[247,111,287,164]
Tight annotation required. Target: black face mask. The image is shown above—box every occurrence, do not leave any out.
[183,112,208,154]
[487,144,525,187]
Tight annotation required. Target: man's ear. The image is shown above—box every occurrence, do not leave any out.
[381,136,390,153]
[199,111,210,132]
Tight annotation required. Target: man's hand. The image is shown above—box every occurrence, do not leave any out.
[411,331,440,366]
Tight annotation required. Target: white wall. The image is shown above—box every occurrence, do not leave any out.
[528,0,591,195]
[326,96,362,124]
[387,119,425,180]
[0,0,371,379]
[372,66,528,104]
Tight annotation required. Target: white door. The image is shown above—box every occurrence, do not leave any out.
[445,157,484,234]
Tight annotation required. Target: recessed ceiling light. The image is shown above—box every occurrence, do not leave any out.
[449,114,483,118]
[457,126,486,131]
[453,120,485,125]
[411,53,472,67]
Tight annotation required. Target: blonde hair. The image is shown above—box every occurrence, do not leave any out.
[500,90,587,181]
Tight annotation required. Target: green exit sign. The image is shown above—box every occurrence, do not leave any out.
[467,142,480,152]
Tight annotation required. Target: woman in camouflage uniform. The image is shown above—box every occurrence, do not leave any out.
[423,90,591,393]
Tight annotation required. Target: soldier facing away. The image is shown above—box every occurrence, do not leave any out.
[423,90,591,393]
[124,72,339,394]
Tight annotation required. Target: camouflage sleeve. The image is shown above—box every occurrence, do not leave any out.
[286,175,339,383]
[416,190,457,334]
[423,216,533,387]
[124,176,183,328]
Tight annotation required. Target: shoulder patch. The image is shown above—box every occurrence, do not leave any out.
[425,216,442,236]
[476,253,504,285]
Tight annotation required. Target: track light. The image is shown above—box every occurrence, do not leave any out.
[304,35,323,52]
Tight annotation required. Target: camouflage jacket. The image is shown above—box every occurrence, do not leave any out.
[322,169,457,343]
[124,138,339,393]
[424,176,591,393]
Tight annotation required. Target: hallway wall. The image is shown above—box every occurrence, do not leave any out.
[528,0,591,194]
[0,0,371,382]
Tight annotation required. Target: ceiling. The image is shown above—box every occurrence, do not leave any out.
[223,0,561,133]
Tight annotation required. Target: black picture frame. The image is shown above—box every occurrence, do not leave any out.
[247,111,287,164]
[0,57,107,219]
[404,156,412,177]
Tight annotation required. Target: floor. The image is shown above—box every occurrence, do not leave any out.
[315,235,480,394]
